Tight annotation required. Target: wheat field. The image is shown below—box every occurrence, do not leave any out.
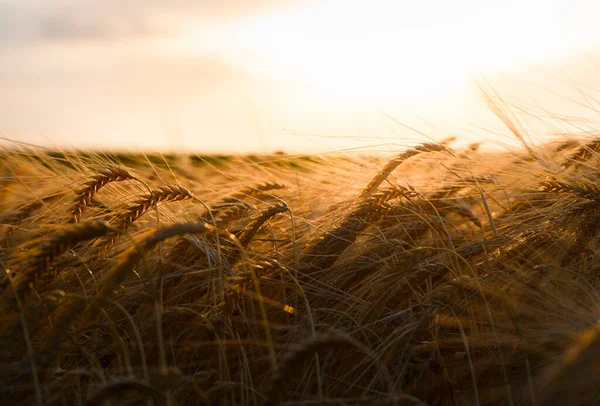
[2,136,600,405]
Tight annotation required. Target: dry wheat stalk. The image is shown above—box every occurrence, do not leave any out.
[11,221,113,297]
[359,143,445,199]
[0,289,66,361]
[263,331,394,406]
[166,201,255,263]
[98,222,214,301]
[303,186,419,269]
[69,166,135,223]
[430,199,482,228]
[220,182,286,204]
[84,378,162,406]
[238,203,288,248]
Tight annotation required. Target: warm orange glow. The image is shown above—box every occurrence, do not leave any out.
[173,0,598,110]
[3,0,600,152]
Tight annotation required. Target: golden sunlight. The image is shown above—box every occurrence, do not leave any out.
[173,0,596,109]
[3,0,600,151]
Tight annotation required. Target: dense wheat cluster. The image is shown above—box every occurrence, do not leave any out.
[2,138,600,405]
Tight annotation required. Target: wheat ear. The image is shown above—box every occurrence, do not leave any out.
[540,180,600,201]
[12,221,113,297]
[238,203,288,247]
[118,184,195,230]
[70,166,135,223]
[303,186,418,269]
[359,143,445,199]
[561,139,600,168]
[104,184,195,248]
[98,222,214,301]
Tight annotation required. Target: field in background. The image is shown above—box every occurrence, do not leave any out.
[2,138,600,405]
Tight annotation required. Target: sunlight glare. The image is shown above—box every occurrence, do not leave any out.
[172,0,593,109]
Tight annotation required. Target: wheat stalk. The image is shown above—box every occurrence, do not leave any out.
[220,182,286,204]
[2,191,64,227]
[11,221,113,298]
[540,319,600,405]
[84,378,162,406]
[98,222,213,301]
[303,186,418,269]
[263,331,393,406]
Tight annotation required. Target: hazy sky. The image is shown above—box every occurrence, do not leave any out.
[2,0,600,153]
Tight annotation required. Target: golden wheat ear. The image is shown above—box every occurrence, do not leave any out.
[105,184,195,248]
[540,180,600,201]
[359,143,446,199]
[303,186,419,270]
[237,203,289,248]
[119,184,195,228]
[69,166,135,223]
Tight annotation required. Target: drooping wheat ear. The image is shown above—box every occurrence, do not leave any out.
[220,182,286,204]
[262,331,393,406]
[12,221,113,298]
[303,186,419,269]
[540,180,600,201]
[104,184,195,249]
[561,139,600,168]
[118,184,195,229]
[167,201,256,257]
[238,203,288,247]
[70,166,135,223]
[554,139,579,153]
[98,222,213,301]
[359,143,446,199]
[212,201,255,227]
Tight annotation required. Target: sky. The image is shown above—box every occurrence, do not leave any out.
[2,0,600,153]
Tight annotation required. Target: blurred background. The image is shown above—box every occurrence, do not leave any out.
[2,0,600,153]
